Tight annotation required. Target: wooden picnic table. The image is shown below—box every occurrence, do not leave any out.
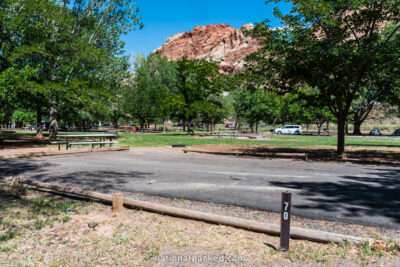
[54,133,118,150]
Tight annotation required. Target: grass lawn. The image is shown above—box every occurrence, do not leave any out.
[5,131,400,153]
[119,133,400,150]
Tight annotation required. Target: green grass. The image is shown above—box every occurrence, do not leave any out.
[119,133,400,149]
[27,197,81,216]
[8,129,400,150]
[0,184,85,246]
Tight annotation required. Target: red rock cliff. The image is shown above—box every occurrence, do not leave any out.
[153,23,260,72]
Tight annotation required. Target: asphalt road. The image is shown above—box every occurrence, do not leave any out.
[2,149,399,228]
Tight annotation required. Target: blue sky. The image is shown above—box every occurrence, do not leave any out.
[122,0,291,59]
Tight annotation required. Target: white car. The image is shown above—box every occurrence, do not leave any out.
[274,125,302,135]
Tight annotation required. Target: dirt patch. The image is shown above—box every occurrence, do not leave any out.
[186,144,400,163]
[0,182,399,266]
[1,146,70,156]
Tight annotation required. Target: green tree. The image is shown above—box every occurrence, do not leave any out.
[11,109,36,128]
[350,63,400,134]
[124,54,178,129]
[248,0,400,155]
[175,57,225,135]
[1,0,142,138]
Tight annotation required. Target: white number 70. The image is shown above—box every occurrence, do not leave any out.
[283,202,289,220]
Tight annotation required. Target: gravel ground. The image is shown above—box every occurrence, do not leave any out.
[16,177,399,242]
[120,190,400,242]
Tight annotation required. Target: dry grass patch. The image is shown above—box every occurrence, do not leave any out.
[0,183,399,266]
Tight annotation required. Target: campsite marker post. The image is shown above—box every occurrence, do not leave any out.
[280,191,292,251]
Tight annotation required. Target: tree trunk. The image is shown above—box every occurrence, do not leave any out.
[352,104,373,136]
[316,121,323,136]
[183,118,186,132]
[112,119,118,128]
[187,120,191,135]
[36,101,43,139]
[353,121,362,135]
[162,120,166,133]
[250,122,254,134]
[207,123,210,133]
[256,122,259,134]
[49,100,58,140]
[337,115,346,156]
[317,125,322,135]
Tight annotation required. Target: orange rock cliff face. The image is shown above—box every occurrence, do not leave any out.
[153,23,261,72]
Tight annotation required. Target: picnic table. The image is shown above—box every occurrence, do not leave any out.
[52,133,118,150]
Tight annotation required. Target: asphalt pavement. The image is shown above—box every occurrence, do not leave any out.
[1,149,399,228]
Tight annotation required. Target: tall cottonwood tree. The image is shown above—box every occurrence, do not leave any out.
[124,54,178,129]
[175,57,225,135]
[0,0,142,138]
[248,0,400,155]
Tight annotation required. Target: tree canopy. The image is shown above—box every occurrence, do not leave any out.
[247,0,400,154]
[0,0,142,137]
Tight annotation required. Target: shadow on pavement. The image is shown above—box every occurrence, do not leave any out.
[30,170,153,191]
[270,168,400,224]
[0,159,52,176]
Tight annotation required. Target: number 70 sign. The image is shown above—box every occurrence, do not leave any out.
[280,192,292,251]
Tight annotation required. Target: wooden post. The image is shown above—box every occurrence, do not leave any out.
[18,178,365,244]
[112,192,124,213]
[280,191,292,251]
[11,177,20,191]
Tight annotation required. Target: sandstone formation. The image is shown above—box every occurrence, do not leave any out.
[153,23,260,72]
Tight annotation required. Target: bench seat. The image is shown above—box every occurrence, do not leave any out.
[51,141,119,150]
[68,141,119,145]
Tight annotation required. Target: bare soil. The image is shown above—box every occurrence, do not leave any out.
[0,182,399,266]
[0,136,124,158]
[187,144,400,163]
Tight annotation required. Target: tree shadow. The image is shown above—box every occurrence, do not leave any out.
[29,170,153,192]
[0,159,52,176]
[0,158,152,193]
[270,168,400,225]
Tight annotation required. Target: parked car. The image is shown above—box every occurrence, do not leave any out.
[274,125,302,135]
[102,122,111,127]
[129,122,136,127]
[392,129,400,136]
[369,129,382,136]
[225,123,234,128]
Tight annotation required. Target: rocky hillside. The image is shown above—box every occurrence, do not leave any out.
[153,23,260,72]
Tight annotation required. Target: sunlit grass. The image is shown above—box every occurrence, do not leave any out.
[118,132,400,149]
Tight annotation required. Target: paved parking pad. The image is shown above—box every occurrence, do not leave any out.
[2,148,399,228]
